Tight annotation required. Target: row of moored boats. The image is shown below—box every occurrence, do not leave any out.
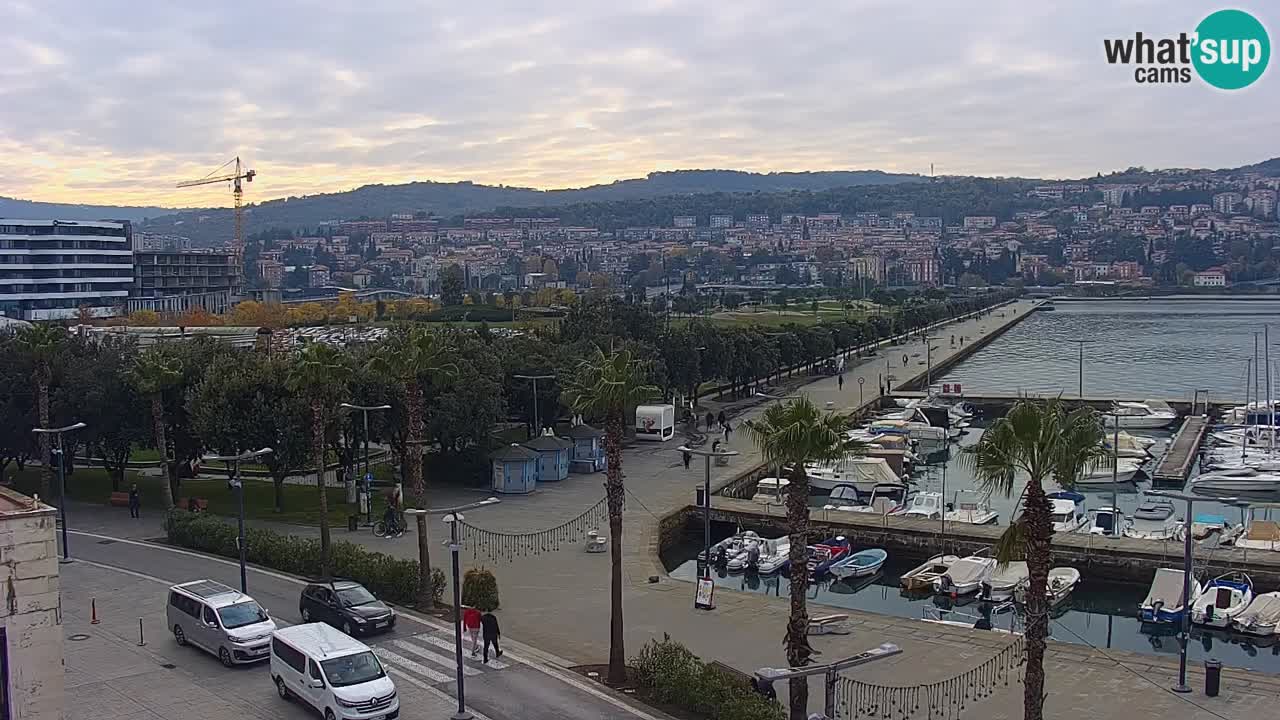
[1141,569,1280,637]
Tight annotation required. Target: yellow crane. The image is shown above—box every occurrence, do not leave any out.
[176,156,256,251]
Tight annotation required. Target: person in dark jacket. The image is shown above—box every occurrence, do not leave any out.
[481,611,503,663]
[716,410,726,429]
[704,411,714,431]
[682,450,692,469]
[128,484,141,518]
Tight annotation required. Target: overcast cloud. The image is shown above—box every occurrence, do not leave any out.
[0,0,1274,207]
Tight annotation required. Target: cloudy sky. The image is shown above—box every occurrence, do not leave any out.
[1,0,1274,208]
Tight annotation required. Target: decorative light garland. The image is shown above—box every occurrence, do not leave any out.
[837,638,1025,719]
[457,496,609,562]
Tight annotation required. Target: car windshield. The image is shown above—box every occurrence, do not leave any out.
[322,651,385,688]
[337,586,377,607]
[217,601,268,629]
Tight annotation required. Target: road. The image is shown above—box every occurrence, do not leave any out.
[61,528,668,720]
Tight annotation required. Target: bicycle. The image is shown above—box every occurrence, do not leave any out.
[372,518,405,538]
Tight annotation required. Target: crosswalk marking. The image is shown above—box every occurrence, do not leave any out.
[373,647,454,684]
[409,631,510,669]
[391,638,482,676]
[385,669,496,720]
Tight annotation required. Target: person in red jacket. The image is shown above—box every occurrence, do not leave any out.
[462,606,482,657]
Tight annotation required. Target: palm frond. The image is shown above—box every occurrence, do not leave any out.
[993,520,1027,566]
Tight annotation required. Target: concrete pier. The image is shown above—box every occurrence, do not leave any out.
[1152,415,1210,486]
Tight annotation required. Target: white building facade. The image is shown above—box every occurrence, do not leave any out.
[0,487,64,720]
[0,219,134,320]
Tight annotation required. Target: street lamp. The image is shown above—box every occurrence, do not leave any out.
[413,497,500,720]
[32,422,86,563]
[339,403,392,526]
[754,643,902,718]
[512,374,555,435]
[203,448,273,593]
[1146,490,1237,694]
[924,335,941,389]
[678,445,739,588]
[1069,339,1094,398]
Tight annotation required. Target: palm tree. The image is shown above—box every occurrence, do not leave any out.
[130,347,182,509]
[963,399,1108,720]
[287,343,351,579]
[16,325,66,498]
[369,327,454,608]
[743,397,858,720]
[562,346,656,686]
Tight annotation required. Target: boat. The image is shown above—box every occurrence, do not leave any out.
[1014,567,1081,606]
[901,554,960,592]
[982,561,1029,602]
[900,492,943,520]
[934,552,997,596]
[922,602,1020,633]
[1190,514,1232,540]
[830,548,889,579]
[1140,568,1201,624]
[945,491,998,525]
[1232,592,1280,636]
[1075,457,1144,485]
[1232,519,1280,552]
[806,456,907,493]
[751,477,789,505]
[1082,506,1124,536]
[1107,431,1155,459]
[1190,573,1253,629]
[1102,400,1178,430]
[732,536,790,574]
[1047,492,1089,533]
[807,536,852,579]
[845,484,907,516]
[709,531,762,567]
[1123,498,1181,541]
[699,531,757,563]
[1190,468,1280,493]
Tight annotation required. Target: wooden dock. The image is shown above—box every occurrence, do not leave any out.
[1150,415,1209,486]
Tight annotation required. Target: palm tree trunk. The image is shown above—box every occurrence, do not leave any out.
[36,377,51,499]
[785,462,813,720]
[151,396,174,510]
[1022,478,1053,720]
[604,410,626,686]
[313,401,331,579]
[406,380,433,608]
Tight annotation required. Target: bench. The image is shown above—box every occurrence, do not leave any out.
[176,498,209,512]
[108,492,131,507]
[807,614,851,636]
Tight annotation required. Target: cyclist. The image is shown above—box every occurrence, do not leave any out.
[382,496,401,536]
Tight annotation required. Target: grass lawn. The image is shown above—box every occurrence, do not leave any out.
[4,466,395,528]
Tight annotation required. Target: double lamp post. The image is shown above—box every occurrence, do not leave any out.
[203,447,275,594]
[31,421,87,563]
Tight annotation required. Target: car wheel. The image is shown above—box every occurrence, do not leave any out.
[275,676,289,700]
[173,626,187,646]
[325,709,336,720]
[342,621,354,636]
[219,647,233,668]
[301,607,311,622]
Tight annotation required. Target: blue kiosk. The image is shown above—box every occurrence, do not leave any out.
[489,443,540,495]
[523,431,571,483]
[566,418,606,474]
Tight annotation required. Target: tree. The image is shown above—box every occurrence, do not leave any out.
[287,343,351,578]
[129,347,182,508]
[440,264,466,306]
[16,325,67,497]
[562,347,657,686]
[371,326,456,607]
[63,337,146,490]
[743,398,858,720]
[963,400,1109,720]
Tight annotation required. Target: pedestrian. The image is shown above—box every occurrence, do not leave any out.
[723,421,733,441]
[837,374,844,391]
[463,605,482,657]
[682,450,692,469]
[481,610,503,663]
[717,410,726,429]
[127,483,141,519]
[705,411,715,431]
[187,495,200,513]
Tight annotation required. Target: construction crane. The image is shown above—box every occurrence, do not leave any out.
[176,156,256,251]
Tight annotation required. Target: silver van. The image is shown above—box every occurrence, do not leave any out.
[166,579,276,666]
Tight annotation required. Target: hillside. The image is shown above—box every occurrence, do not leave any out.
[0,196,181,223]
[138,169,920,244]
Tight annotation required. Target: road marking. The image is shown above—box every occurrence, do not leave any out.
[372,647,453,684]
[407,631,509,669]
[390,638,481,676]
[385,668,494,720]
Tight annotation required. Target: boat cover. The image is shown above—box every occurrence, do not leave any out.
[946,557,994,586]
[987,561,1029,589]
[1246,521,1280,542]
[1133,502,1174,521]
[1235,592,1280,628]
[1143,568,1187,610]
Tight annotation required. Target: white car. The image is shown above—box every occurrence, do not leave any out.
[271,623,400,720]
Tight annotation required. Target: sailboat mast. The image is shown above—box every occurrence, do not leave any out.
[1267,325,1273,455]
[1244,359,1252,461]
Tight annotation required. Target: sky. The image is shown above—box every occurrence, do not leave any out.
[1,0,1275,208]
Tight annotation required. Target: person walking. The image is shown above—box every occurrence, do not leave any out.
[682,450,692,469]
[716,410,726,429]
[481,610,503,663]
[705,411,715,431]
[723,421,733,441]
[837,374,844,391]
[127,483,141,519]
[463,606,482,657]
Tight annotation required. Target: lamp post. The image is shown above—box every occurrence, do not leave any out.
[512,374,555,435]
[339,403,392,526]
[32,422,86,563]
[679,445,739,583]
[413,497,500,720]
[203,448,273,593]
[754,643,902,718]
[1146,490,1237,694]
[1070,339,1094,398]
[925,335,940,389]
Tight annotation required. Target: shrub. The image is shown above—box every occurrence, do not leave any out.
[461,567,500,611]
[631,635,783,720]
[164,510,444,607]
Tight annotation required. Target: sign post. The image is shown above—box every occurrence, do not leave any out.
[694,577,716,610]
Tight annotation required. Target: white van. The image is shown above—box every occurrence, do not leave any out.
[166,579,276,666]
[271,623,399,720]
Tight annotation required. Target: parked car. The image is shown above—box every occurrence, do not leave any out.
[299,579,396,636]
[272,622,399,720]
[166,579,276,666]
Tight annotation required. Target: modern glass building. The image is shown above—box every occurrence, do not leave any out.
[0,219,133,320]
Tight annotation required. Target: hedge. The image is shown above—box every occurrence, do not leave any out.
[462,567,500,611]
[632,635,783,720]
[164,511,445,607]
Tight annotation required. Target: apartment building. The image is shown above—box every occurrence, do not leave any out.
[129,249,240,314]
[0,218,134,320]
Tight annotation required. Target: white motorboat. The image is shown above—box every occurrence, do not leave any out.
[901,554,960,592]
[1222,401,1280,425]
[830,548,889,579]
[1140,568,1201,625]
[846,484,907,516]
[1190,468,1280,493]
[1047,492,1089,533]
[806,456,907,493]
[945,492,998,525]
[1233,592,1280,636]
[868,419,947,451]
[1107,430,1154,459]
[1123,498,1181,541]
[934,552,997,596]
[1191,573,1253,629]
[1082,506,1124,536]
[1102,400,1178,429]
[703,531,760,565]
[900,492,943,520]
[751,477,790,505]
[1232,520,1280,552]
[1076,457,1144,485]
[1014,567,1082,606]
[756,538,791,574]
[982,561,1029,602]
[728,535,789,572]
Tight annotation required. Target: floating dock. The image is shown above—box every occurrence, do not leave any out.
[1151,415,1209,487]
